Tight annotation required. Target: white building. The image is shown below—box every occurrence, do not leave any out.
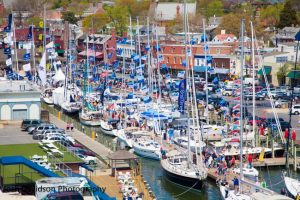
[0,80,40,120]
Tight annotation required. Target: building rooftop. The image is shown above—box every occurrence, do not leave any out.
[0,80,39,93]
[263,51,290,57]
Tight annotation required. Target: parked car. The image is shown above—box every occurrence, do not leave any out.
[292,104,300,115]
[44,191,84,200]
[222,88,234,96]
[265,117,285,126]
[244,93,265,101]
[279,121,291,131]
[68,147,96,157]
[30,125,63,135]
[42,135,72,145]
[205,83,216,92]
[77,154,97,165]
[258,88,276,97]
[248,116,264,126]
[33,129,65,140]
[21,119,44,131]
[274,99,290,108]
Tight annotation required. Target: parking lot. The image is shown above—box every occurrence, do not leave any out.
[0,123,38,145]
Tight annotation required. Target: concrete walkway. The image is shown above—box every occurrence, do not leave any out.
[50,114,112,159]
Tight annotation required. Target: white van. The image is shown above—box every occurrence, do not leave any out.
[244,78,259,85]
[292,104,300,115]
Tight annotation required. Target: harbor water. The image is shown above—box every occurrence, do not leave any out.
[45,104,299,199]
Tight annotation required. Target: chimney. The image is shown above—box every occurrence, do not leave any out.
[221,30,226,35]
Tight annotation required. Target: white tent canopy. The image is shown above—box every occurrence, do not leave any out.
[52,68,65,82]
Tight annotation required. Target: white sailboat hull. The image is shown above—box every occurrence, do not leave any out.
[284,176,300,197]
[100,120,117,136]
[133,146,161,160]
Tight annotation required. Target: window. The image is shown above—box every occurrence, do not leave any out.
[167,57,169,63]
[174,57,176,64]
[171,47,175,53]
[217,48,221,55]
[276,56,288,63]
[180,57,182,64]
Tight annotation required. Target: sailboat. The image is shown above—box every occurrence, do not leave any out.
[79,35,102,126]
[219,19,253,200]
[161,1,207,190]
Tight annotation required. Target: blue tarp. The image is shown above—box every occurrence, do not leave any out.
[140,109,169,120]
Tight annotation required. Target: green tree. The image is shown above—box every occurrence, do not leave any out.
[259,3,284,28]
[104,5,129,35]
[26,16,42,26]
[204,0,224,19]
[277,63,290,85]
[277,0,299,29]
[115,0,150,18]
[62,11,78,25]
[82,13,109,33]
[215,12,251,36]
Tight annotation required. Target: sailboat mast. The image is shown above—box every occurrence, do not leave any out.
[11,13,19,78]
[31,24,36,76]
[203,19,209,124]
[239,19,245,189]
[183,0,191,167]
[250,21,256,145]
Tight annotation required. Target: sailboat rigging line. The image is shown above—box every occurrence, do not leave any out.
[171,180,200,198]
[266,164,273,190]
[253,30,284,143]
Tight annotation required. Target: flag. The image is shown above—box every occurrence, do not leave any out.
[141,55,147,60]
[38,34,43,41]
[155,44,161,51]
[23,53,31,61]
[25,71,32,81]
[137,75,144,83]
[4,47,11,55]
[107,53,113,59]
[145,45,150,51]
[116,48,123,55]
[182,60,187,67]
[178,79,186,114]
[6,58,12,66]
[121,37,127,44]
[3,14,12,33]
[208,67,215,74]
[177,71,185,78]
[233,104,240,110]
[23,63,31,71]
[207,56,212,64]
[38,51,47,85]
[212,77,219,85]
[158,54,163,62]
[204,44,209,52]
[27,26,33,40]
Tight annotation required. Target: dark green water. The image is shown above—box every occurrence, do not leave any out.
[140,159,298,200]
[48,105,298,199]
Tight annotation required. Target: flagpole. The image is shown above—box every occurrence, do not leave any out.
[31,25,36,78]
[11,12,19,78]
[43,4,46,71]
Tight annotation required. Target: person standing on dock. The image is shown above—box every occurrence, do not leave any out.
[247,154,253,168]
[233,176,239,194]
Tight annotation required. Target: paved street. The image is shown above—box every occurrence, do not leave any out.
[0,124,38,145]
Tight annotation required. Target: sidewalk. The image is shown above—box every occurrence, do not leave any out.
[49,114,112,160]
